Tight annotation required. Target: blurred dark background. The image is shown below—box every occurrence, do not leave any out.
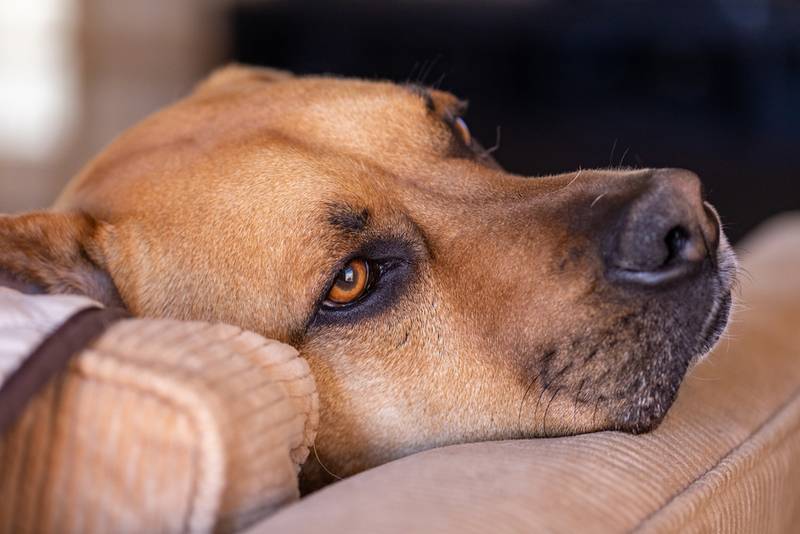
[230,0,800,243]
[2,0,797,244]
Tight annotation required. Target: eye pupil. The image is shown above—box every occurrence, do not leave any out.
[326,259,370,306]
[341,266,355,285]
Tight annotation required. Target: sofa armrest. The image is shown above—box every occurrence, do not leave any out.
[0,316,318,534]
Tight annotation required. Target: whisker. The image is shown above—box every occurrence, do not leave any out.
[532,384,550,424]
[687,373,721,382]
[591,396,602,428]
[485,126,502,155]
[548,168,583,196]
[608,138,618,167]
[418,54,442,85]
[736,266,755,284]
[590,192,607,208]
[517,373,539,435]
[312,444,343,481]
[572,378,587,428]
[731,297,751,310]
[542,387,562,437]
[416,59,428,84]
[406,61,420,85]
[619,146,630,167]
[565,169,582,188]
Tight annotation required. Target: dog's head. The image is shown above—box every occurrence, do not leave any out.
[0,65,735,486]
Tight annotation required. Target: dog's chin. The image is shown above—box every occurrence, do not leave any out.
[612,285,733,435]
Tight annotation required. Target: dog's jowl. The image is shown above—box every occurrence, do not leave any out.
[0,65,736,487]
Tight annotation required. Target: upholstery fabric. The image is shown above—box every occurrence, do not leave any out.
[0,316,318,534]
[252,213,800,533]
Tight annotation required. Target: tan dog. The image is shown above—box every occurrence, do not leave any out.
[0,65,736,488]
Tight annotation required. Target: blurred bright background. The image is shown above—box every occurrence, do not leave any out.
[1,0,798,243]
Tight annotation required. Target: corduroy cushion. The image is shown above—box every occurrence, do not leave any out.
[0,316,318,534]
[251,213,800,533]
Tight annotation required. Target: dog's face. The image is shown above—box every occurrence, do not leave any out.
[0,66,735,486]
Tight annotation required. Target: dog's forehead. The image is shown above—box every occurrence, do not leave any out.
[60,75,462,207]
[64,69,536,242]
[208,73,464,120]
[187,75,467,161]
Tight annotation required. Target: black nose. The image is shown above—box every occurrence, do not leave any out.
[607,169,720,287]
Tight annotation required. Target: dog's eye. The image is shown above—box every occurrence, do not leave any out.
[324,259,372,306]
[453,117,472,145]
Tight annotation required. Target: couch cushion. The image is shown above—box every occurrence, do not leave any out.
[252,213,800,533]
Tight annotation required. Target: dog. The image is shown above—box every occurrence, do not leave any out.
[0,65,736,488]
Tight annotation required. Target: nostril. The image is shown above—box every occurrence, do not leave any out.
[664,225,690,266]
[604,169,715,289]
[608,223,707,287]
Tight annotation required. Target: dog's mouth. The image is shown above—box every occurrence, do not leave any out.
[612,287,734,436]
[592,243,738,434]
[513,240,737,440]
[617,291,733,433]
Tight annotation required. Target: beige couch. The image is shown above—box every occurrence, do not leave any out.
[1,214,798,533]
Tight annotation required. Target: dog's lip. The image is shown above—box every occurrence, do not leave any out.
[616,289,732,434]
[698,289,733,353]
[695,241,736,356]
[607,289,732,435]
[594,242,735,435]
[607,260,702,287]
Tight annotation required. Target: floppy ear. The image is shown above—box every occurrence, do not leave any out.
[193,63,295,95]
[0,212,123,307]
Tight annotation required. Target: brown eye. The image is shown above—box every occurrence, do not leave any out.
[325,259,370,306]
[453,116,472,145]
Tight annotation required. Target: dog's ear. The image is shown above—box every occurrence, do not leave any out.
[194,63,295,95]
[0,212,123,307]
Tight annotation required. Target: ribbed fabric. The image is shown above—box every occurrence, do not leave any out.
[0,306,129,434]
[0,318,318,534]
[251,215,800,534]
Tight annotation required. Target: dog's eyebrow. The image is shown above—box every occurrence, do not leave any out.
[326,202,371,233]
[404,83,469,122]
[404,83,436,112]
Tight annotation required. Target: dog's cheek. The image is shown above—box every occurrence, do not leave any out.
[508,300,659,434]
[296,317,423,473]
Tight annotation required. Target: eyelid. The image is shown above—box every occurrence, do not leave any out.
[443,98,468,125]
[443,103,469,124]
[406,83,468,119]
[452,99,469,117]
